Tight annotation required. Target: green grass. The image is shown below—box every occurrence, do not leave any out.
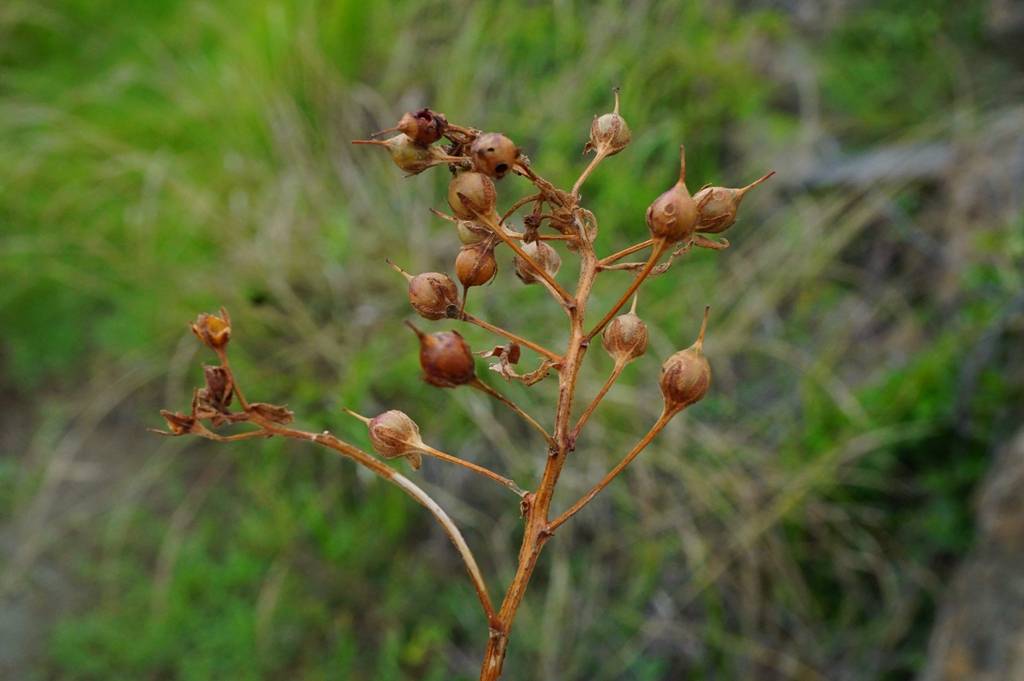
[2,1,1022,679]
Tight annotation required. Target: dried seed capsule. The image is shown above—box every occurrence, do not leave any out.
[455,219,490,245]
[470,132,519,179]
[448,170,498,220]
[455,242,498,288]
[191,309,231,350]
[659,307,711,413]
[584,88,631,157]
[408,272,460,320]
[514,240,561,285]
[368,410,425,469]
[602,297,648,364]
[351,134,455,175]
[694,171,775,234]
[407,323,477,388]
[646,145,698,244]
[394,108,449,145]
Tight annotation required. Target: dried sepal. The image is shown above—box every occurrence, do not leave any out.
[247,402,294,424]
[584,88,631,157]
[659,307,711,414]
[197,365,233,413]
[191,309,231,351]
[157,410,197,436]
[407,322,477,388]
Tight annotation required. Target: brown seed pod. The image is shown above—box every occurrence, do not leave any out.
[393,108,449,146]
[448,171,498,220]
[407,322,477,388]
[584,88,631,157]
[351,134,457,175]
[602,296,648,364]
[455,219,489,245]
[659,307,711,413]
[408,272,460,320]
[646,145,698,244]
[455,242,498,289]
[343,408,425,469]
[470,132,519,179]
[191,309,231,350]
[514,240,561,285]
[694,171,775,234]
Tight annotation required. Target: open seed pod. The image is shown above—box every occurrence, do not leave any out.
[659,307,711,414]
[514,240,561,285]
[602,296,648,364]
[694,171,775,234]
[407,322,477,388]
[646,145,698,244]
[584,88,630,157]
[391,108,449,145]
[448,171,498,220]
[470,132,519,179]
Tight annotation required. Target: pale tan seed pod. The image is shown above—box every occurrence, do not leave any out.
[646,145,698,244]
[694,171,775,234]
[470,132,519,179]
[351,134,456,175]
[408,272,460,320]
[455,219,490,245]
[602,296,648,364]
[343,408,425,469]
[584,88,631,157]
[659,307,711,413]
[406,322,477,388]
[448,171,498,220]
[514,240,561,285]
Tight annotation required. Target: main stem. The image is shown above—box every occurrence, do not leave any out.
[478,217,599,681]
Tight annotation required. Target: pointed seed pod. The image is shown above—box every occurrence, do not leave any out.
[514,240,561,285]
[393,108,449,145]
[602,296,648,364]
[694,171,775,234]
[407,322,477,388]
[455,241,498,288]
[659,307,711,413]
[351,134,454,175]
[343,408,425,469]
[448,171,498,220]
[585,88,631,157]
[470,132,520,179]
[646,145,698,244]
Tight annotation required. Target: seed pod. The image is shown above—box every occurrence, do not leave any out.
[394,108,449,145]
[470,132,519,179]
[191,309,231,350]
[407,322,477,388]
[448,171,498,220]
[646,145,698,244]
[455,242,498,288]
[343,408,425,469]
[455,219,489,245]
[659,307,711,413]
[351,134,455,175]
[694,171,775,234]
[602,296,648,364]
[408,272,460,320]
[584,88,631,157]
[514,240,561,285]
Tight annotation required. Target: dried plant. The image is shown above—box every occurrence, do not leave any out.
[153,90,772,679]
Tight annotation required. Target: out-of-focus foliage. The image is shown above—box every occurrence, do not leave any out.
[1,1,1022,680]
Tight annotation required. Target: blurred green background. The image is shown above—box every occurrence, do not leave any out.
[2,1,1023,679]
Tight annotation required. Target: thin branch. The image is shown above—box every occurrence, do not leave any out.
[469,378,554,446]
[571,150,608,198]
[461,311,562,364]
[599,238,654,267]
[549,407,674,532]
[418,443,528,497]
[500,193,541,225]
[470,209,573,304]
[250,415,498,625]
[585,240,667,341]
[572,360,626,437]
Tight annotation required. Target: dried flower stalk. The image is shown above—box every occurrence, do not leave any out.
[155,92,773,679]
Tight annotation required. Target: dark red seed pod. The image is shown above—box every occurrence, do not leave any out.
[407,323,477,388]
